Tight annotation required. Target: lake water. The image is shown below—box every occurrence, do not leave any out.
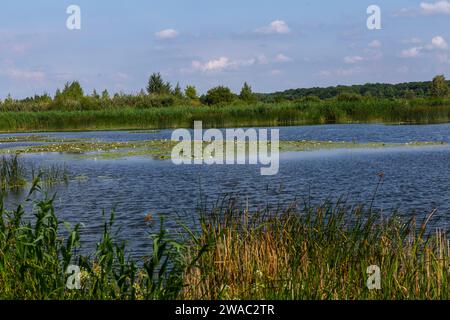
[1,124,449,257]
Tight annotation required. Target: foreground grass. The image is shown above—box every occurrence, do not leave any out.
[2,97,450,132]
[0,182,448,300]
[183,200,449,299]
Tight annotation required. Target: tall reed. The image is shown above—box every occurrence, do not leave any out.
[181,199,449,300]
[2,97,450,132]
[0,155,26,191]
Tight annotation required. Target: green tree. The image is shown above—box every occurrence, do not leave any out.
[147,72,172,95]
[101,89,110,100]
[92,89,100,99]
[173,83,183,98]
[430,75,448,97]
[54,89,62,100]
[202,86,235,105]
[239,82,256,103]
[336,92,362,102]
[61,81,84,99]
[404,89,416,99]
[185,85,198,100]
[31,93,52,104]
[4,94,13,104]
[164,82,172,95]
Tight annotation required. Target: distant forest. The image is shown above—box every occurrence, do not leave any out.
[259,79,450,102]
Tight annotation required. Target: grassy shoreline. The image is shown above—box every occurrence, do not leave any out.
[0,182,448,300]
[2,98,450,133]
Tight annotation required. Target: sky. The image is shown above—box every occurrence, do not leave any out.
[1,0,450,98]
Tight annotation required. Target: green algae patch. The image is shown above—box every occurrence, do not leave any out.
[279,140,447,152]
[0,135,87,144]
[0,135,50,143]
[0,139,446,160]
[0,139,179,160]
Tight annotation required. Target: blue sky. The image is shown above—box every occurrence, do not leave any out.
[1,0,450,98]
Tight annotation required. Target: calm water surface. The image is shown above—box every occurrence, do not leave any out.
[1,124,449,257]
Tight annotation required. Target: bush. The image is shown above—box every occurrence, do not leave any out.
[336,93,363,102]
[185,85,198,100]
[135,95,176,109]
[201,86,236,105]
[297,96,321,103]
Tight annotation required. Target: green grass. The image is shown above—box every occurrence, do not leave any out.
[0,155,26,191]
[0,181,448,300]
[0,180,184,300]
[0,155,69,191]
[2,97,450,132]
[31,164,69,188]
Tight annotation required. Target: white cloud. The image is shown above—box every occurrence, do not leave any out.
[394,8,417,17]
[344,56,364,64]
[335,67,362,76]
[400,36,448,58]
[318,67,362,77]
[420,1,450,15]
[192,54,293,72]
[368,40,382,48]
[396,1,450,16]
[400,47,423,58]
[191,57,256,73]
[155,29,179,40]
[270,69,283,76]
[0,43,31,54]
[274,53,293,62]
[430,35,448,49]
[235,58,257,68]
[5,68,46,82]
[403,38,422,45]
[257,55,269,65]
[255,20,290,35]
[192,57,230,72]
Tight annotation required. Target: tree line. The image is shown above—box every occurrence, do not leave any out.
[261,75,449,102]
[0,73,258,112]
[0,73,448,112]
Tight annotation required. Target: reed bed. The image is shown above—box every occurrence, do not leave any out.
[0,155,26,191]
[0,184,448,300]
[31,163,69,188]
[0,155,69,191]
[2,98,450,132]
[182,199,449,300]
